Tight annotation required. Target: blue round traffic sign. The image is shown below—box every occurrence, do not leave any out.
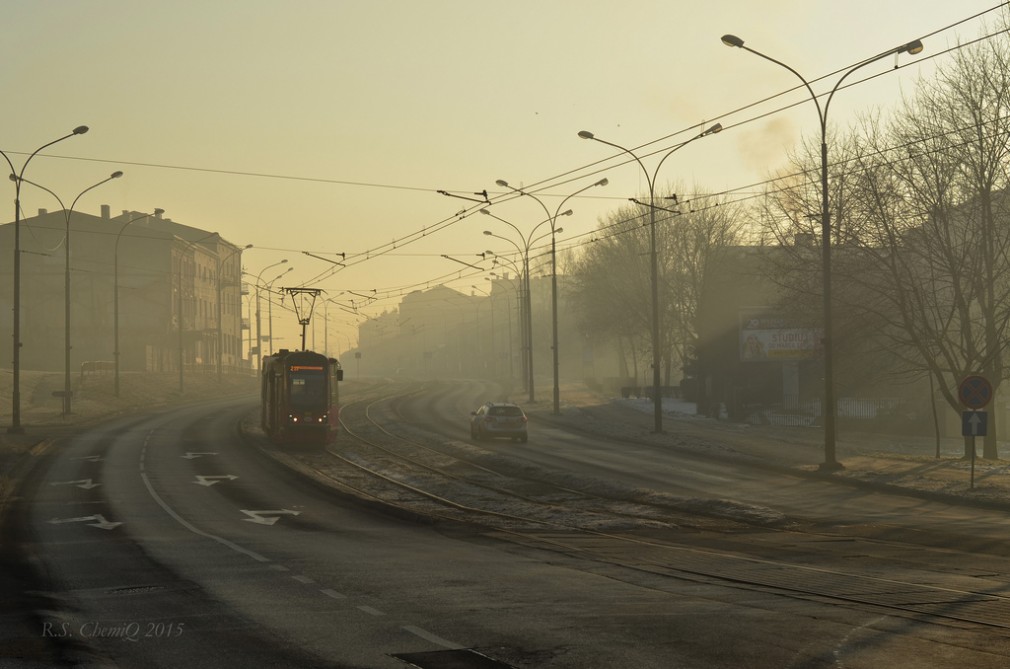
[959,375,992,409]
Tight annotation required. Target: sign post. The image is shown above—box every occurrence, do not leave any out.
[959,375,993,490]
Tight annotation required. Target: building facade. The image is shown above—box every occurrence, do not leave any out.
[0,207,247,376]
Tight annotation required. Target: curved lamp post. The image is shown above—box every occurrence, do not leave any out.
[489,270,520,380]
[481,211,558,403]
[495,178,607,415]
[471,284,496,377]
[1,125,88,432]
[267,266,294,356]
[253,260,288,368]
[721,33,923,470]
[217,243,253,382]
[578,123,721,433]
[16,170,124,415]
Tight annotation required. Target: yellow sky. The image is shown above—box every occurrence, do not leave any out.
[1,0,1004,350]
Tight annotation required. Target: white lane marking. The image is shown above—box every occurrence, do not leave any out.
[140,433,270,563]
[357,605,384,616]
[181,452,218,459]
[240,509,301,525]
[193,474,238,487]
[320,588,347,600]
[50,479,101,489]
[269,564,290,572]
[402,625,463,649]
[48,514,121,530]
[292,575,315,584]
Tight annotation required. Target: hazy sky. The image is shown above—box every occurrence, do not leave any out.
[1,0,1005,351]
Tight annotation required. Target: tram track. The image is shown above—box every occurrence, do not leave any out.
[263,381,1010,638]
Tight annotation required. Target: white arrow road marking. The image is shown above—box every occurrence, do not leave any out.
[48,514,122,530]
[49,479,101,490]
[181,452,218,459]
[240,509,301,526]
[193,475,238,487]
[71,455,103,462]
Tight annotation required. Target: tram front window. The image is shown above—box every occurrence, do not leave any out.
[288,370,326,410]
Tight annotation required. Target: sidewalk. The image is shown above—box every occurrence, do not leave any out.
[524,386,1010,509]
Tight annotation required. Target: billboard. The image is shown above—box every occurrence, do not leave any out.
[739,310,821,362]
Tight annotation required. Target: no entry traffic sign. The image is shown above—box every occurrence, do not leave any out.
[959,375,993,409]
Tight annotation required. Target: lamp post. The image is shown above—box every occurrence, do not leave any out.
[488,274,517,379]
[217,243,252,382]
[578,123,721,433]
[178,232,220,393]
[16,170,124,416]
[114,211,155,397]
[721,33,923,470]
[254,260,287,368]
[490,265,523,381]
[481,210,558,403]
[495,178,608,415]
[267,266,294,355]
[1,125,88,432]
[471,285,495,377]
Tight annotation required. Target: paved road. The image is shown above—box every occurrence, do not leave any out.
[8,385,1010,668]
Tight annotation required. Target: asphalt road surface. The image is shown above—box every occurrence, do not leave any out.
[8,383,1010,668]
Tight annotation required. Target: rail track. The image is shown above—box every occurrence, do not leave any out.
[266,380,1010,639]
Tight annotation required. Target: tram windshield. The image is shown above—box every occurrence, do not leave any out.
[287,366,327,410]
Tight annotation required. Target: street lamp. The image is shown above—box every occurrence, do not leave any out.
[178,232,220,393]
[471,284,496,377]
[114,211,156,397]
[1,125,88,432]
[16,170,124,416]
[495,178,607,414]
[217,243,253,382]
[489,272,519,380]
[488,250,533,390]
[254,260,288,368]
[481,210,557,403]
[721,33,924,470]
[578,123,721,433]
[267,266,294,355]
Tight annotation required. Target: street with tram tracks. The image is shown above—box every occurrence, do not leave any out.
[6,378,1010,668]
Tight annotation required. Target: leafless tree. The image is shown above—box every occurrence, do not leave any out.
[570,188,744,387]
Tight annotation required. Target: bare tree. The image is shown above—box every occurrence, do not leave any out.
[765,34,1010,457]
[570,188,744,388]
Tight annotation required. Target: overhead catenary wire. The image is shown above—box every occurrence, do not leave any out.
[4,6,1005,313]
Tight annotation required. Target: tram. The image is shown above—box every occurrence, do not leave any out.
[261,349,342,447]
